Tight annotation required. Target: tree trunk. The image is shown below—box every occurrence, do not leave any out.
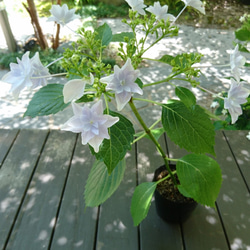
[0,6,17,52]
[52,0,61,50]
[23,0,48,50]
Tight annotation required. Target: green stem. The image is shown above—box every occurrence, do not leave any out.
[132,118,161,144]
[129,98,178,186]
[132,97,162,106]
[143,72,180,88]
[156,170,177,185]
[30,72,67,79]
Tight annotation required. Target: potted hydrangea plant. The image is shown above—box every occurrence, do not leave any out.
[2,0,249,225]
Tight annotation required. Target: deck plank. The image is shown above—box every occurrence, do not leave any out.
[96,145,139,250]
[0,129,19,167]
[223,130,250,190]
[50,136,98,250]
[5,130,77,250]
[137,136,184,250]
[0,129,48,250]
[165,132,229,250]
[215,131,250,249]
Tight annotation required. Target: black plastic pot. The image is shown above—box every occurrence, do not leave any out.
[153,165,198,223]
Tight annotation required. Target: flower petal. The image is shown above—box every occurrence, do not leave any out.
[63,79,87,103]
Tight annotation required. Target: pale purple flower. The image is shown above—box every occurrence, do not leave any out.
[63,73,94,103]
[101,58,143,111]
[47,4,80,26]
[181,0,205,14]
[1,52,49,98]
[146,2,175,22]
[125,0,147,15]
[224,78,249,124]
[230,44,246,82]
[30,52,50,88]
[61,100,119,152]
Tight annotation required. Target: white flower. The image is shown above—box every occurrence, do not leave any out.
[47,4,80,26]
[246,132,250,141]
[181,0,205,15]
[224,78,249,124]
[210,101,219,108]
[239,14,246,23]
[146,2,175,22]
[125,0,147,15]
[101,58,143,111]
[63,73,94,103]
[61,100,119,152]
[1,52,49,99]
[222,109,228,115]
[30,52,50,88]
[230,44,246,82]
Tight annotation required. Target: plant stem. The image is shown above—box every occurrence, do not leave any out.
[30,72,67,79]
[129,98,178,186]
[46,56,64,68]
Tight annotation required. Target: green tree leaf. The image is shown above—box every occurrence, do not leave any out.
[91,110,134,174]
[162,100,215,155]
[175,86,196,108]
[112,32,135,42]
[24,84,70,118]
[131,182,157,226]
[84,159,126,207]
[177,154,222,207]
[96,23,113,46]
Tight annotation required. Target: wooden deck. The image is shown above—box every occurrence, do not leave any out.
[0,129,249,250]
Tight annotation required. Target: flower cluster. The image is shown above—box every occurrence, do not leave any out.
[2,0,249,226]
[2,52,49,99]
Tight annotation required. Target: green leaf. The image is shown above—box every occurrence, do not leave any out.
[91,110,134,174]
[112,32,135,42]
[235,27,250,42]
[177,154,222,207]
[24,84,69,118]
[162,100,215,155]
[159,54,175,65]
[135,78,143,88]
[160,53,202,68]
[131,182,157,226]
[96,23,113,46]
[175,86,196,108]
[84,159,126,207]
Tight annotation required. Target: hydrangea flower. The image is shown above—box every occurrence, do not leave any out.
[224,78,249,124]
[63,73,94,103]
[61,100,119,152]
[146,2,175,22]
[47,4,80,26]
[230,44,246,82]
[1,52,49,99]
[125,0,147,15]
[100,58,143,111]
[30,52,50,88]
[181,0,205,14]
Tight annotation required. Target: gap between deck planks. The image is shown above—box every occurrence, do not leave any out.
[0,129,249,250]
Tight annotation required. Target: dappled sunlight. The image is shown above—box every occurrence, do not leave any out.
[104,219,127,233]
[38,173,55,183]
[231,238,250,250]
